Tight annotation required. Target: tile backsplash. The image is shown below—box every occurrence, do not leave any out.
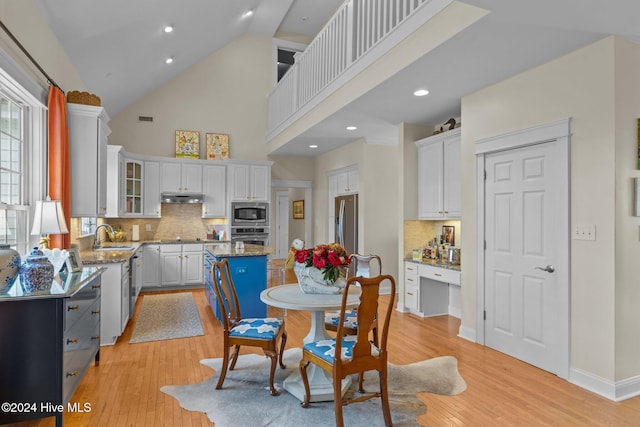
[70,204,228,242]
[403,219,461,258]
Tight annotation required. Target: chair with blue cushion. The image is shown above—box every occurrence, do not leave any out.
[212,258,287,396]
[324,254,382,344]
[300,274,396,427]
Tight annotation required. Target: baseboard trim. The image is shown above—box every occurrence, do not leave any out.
[570,367,640,402]
[457,325,476,342]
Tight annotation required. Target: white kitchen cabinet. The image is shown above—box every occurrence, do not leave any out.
[202,164,226,217]
[161,161,202,193]
[94,261,128,345]
[228,163,271,201]
[123,160,143,215]
[160,243,204,287]
[404,262,419,313]
[105,145,123,217]
[141,244,161,289]
[68,103,111,217]
[337,168,358,195]
[416,128,461,219]
[143,161,161,217]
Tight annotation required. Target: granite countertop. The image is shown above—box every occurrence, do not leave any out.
[79,240,233,264]
[405,257,461,271]
[204,243,274,258]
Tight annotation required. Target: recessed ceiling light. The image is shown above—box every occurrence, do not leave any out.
[165,57,174,64]
[414,89,430,97]
[244,10,254,18]
[309,144,318,148]
[164,25,174,33]
[346,126,357,131]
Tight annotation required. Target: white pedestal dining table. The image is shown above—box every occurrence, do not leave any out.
[260,283,361,402]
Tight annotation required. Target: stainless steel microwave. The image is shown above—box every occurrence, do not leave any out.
[231,202,269,226]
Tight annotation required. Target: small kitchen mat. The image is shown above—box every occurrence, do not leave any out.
[129,292,204,343]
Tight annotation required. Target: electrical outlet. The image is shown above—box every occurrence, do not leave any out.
[573,224,596,241]
[146,224,152,231]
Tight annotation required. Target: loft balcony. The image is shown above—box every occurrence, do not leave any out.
[266,0,486,154]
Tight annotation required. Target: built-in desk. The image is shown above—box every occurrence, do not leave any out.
[404,259,461,318]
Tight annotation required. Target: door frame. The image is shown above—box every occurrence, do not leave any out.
[275,191,290,258]
[272,179,313,246]
[475,118,571,379]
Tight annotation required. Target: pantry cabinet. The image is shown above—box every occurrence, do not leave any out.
[161,161,202,193]
[228,163,271,201]
[202,164,226,217]
[68,103,111,217]
[416,128,461,219]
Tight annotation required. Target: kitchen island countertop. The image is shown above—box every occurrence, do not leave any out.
[204,243,274,257]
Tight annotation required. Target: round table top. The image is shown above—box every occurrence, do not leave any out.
[260,283,360,311]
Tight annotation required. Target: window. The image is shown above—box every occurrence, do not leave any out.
[0,62,47,255]
[272,39,307,86]
[80,217,97,236]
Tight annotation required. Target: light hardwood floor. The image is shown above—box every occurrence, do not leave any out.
[9,287,640,426]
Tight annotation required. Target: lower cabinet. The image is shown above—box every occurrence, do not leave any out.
[142,243,204,290]
[95,261,129,345]
[0,271,102,426]
[404,261,461,318]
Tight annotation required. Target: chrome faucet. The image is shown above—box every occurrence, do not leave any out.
[93,224,115,249]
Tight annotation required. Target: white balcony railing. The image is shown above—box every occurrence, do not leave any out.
[267,0,446,139]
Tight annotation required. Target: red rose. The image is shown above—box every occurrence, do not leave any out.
[328,251,342,266]
[295,250,309,263]
[312,254,327,269]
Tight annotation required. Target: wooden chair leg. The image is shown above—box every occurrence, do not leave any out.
[358,372,365,393]
[299,360,311,408]
[279,331,287,369]
[334,377,345,427]
[215,347,230,390]
[379,370,392,427]
[266,351,280,396]
[229,345,241,370]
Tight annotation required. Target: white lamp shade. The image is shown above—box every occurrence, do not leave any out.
[31,200,69,235]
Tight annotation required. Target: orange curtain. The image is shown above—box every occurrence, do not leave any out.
[47,86,71,249]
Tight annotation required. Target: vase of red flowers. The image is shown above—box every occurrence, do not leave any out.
[293,243,350,294]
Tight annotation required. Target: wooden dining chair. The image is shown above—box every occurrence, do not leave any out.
[299,274,397,427]
[212,258,287,396]
[324,254,382,343]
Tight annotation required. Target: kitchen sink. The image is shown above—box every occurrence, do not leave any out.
[94,246,135,251]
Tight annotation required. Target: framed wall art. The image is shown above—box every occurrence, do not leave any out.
[442,225,455,246]
[175,130,200,159]
[206,133,229,160]
[292,200,304,219]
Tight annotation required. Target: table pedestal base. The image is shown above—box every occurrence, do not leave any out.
[283,364,351,402]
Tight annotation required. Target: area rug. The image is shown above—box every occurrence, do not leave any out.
[161,348,466,426]
[129,293,204,343]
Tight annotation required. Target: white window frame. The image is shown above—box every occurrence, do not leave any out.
[0,64,47,254]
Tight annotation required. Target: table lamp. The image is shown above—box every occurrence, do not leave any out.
[30,198,69,249]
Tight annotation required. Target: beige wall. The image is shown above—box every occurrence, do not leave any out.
[613,38,640,379]
[0,1,87,95]
[462,36,640,382]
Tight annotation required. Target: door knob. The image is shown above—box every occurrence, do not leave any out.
[535,265,555,273]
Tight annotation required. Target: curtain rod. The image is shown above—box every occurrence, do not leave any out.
[0,19,63,92]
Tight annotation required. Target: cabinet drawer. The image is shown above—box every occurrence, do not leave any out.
[404,283,419,312]
[404,262,419,278]
[65,286,100,331]
[65,299,101,353]
[418,264,460,285]
[183,243,204,252]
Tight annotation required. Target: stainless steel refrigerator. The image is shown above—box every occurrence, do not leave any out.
[335,194,358,254]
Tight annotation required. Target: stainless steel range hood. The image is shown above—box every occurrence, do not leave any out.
[161,193,204,204]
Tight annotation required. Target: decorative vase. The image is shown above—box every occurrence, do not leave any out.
[20,247,55,294]
[0,244,21,294]
[294,262,346,294]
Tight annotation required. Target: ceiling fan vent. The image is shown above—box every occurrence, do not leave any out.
[138,115,153,122]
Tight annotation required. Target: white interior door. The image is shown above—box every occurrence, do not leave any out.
[276,192,289,258]
[484,138,567,376]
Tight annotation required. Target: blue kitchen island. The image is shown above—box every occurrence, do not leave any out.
[203,243,273,322]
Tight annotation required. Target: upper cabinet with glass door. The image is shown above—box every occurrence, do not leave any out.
[124,160,143,215]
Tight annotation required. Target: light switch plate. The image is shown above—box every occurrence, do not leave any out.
[573,224,596,241]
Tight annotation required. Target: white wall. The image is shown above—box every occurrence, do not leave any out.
[461,36,640,382]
